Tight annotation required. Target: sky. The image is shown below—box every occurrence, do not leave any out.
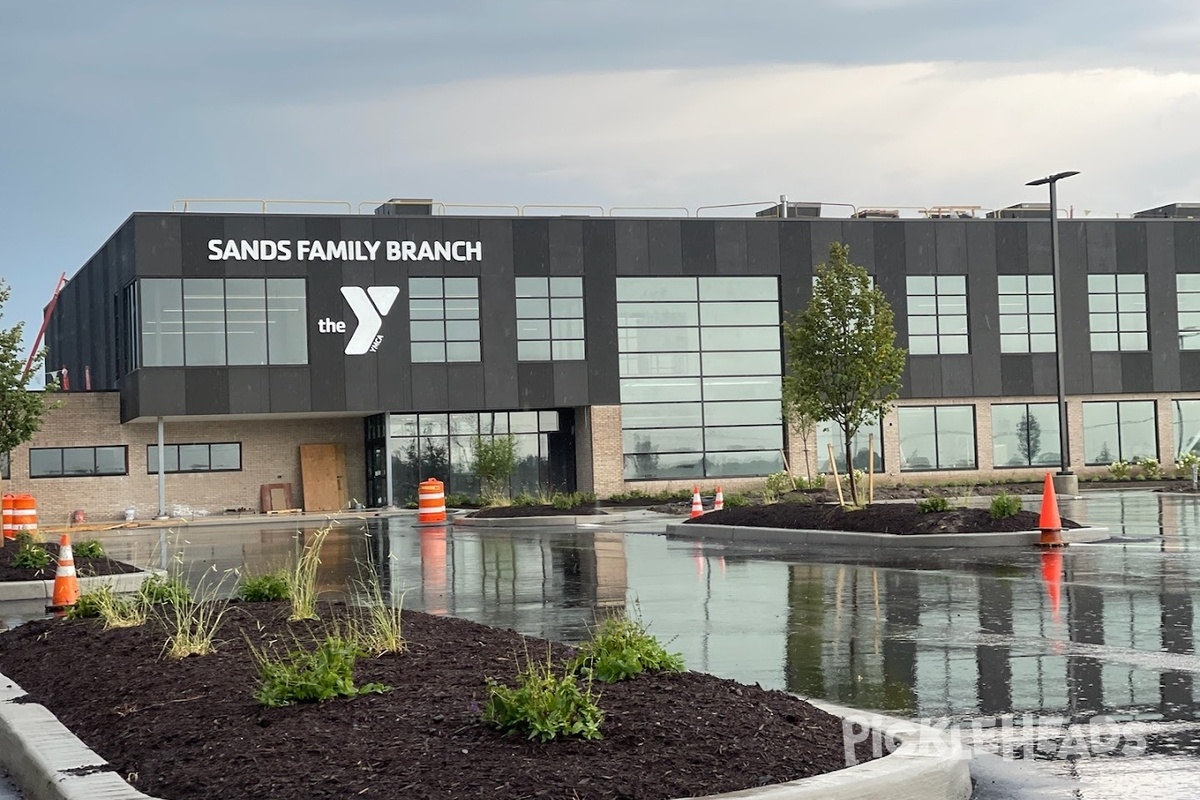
[4,0,1200,367]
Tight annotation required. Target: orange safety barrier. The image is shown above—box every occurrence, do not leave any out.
[417,478,447,524]
[2,493,14,540]
[13,494,38,538]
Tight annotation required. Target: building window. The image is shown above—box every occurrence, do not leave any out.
[147,443,242,473]
[409,277,480,363]
[1082,400,1156,464]
[617,277,783,480]
[1177,275,1200,350]
[515,277,585,361]
[906,276,968,355]
[30,447,128,478]
[815,420,883,473]
[1173,399,1200,458]
[998,275,1056,354]
[898,406,977,470]
[991,403,1062,468]
[138,278,307,367]
[387,411,561,503]
[1088,274,1147,352]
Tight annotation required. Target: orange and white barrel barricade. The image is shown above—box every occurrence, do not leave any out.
[13,494,38,538]
[417,478,447,524]
[2,494,14,540]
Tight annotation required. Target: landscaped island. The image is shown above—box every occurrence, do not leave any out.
[686,502,1082,535]
[0,602,881,800]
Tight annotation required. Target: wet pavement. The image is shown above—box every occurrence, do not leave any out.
[2,492,1200,798]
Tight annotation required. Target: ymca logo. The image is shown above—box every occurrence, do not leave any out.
[339,286,399,355]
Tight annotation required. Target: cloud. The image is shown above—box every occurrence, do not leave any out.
[242,61,1200,216]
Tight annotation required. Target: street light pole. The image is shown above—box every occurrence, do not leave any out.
[1026,171,1080,493]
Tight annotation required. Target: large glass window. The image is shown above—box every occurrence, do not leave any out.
[1083,400,1156,464]
[138,278,306,366]
[516,277,585,361]
[140,280,183,367]
[30,447,127,478]
[906,275,968,355]
[998,275,1056,354]
[409,277,480,363]
[1173,399,1200,457]
[1088,274,1147,352]
[617,276,783,480]
[1177,275,1200,350]
[815,419,883,473]
[897,406,977,471]
[147,443,242,473]
[387,411,561,503]
[991,403,1062,468]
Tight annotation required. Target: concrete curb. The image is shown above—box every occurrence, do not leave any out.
[666,522,1110,548]
[0,670,164,800]
[451,510,638,528]
[0,668,967,800]
[0,570,161,604]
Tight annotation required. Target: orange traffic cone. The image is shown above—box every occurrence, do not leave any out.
[713,486,724,512]
[1041,550,1063,622]
[47,534,80,611]
[1038,472,1064,547]
[689,486,704,518]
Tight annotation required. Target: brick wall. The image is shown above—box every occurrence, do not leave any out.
[586,405,624,497]
[4,393,365,525]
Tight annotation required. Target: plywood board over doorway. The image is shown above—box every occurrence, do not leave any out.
[300,443,348,512]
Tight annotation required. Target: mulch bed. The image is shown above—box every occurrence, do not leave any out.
[466,504,607,518]
[0,541,141,583]
[0,603,880,800]
[688,503,1083,535]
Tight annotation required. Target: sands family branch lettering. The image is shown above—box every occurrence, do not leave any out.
[207,239,483,262]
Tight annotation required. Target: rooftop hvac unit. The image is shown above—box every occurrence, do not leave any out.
[755,202,822,218]
[853,209,900,219]
[985,203,1051,219]
[1133,203,1200,219]
[374,198,435,216]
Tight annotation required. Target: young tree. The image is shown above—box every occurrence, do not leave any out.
[1017,410,1042,464]
[782,243,906,504]
[471,434,517,504]
[0,280,55,493]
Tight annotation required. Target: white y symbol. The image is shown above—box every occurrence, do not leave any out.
[341,286,400,355]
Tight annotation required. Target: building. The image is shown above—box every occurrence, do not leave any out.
[10,197,1200,523]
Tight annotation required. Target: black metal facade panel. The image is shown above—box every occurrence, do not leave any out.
[47,212,1200,421]
[228,368,270,415]
[1000,355,1035,397]
[1181,353,1200,391]
[479,219,519,410]
[614,220,649,275]
[185,368,230,416]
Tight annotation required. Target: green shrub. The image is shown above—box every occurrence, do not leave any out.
[254,635,390,708]
[723,493,750,508]
[1136,456,1162,480]
[12,543,51,570]
[73,540,106,559]
[138,575,192,606]
[762,471,793,502]
[67,586,118,619]
[568,616,684,684]
[444,492,475,508]
[512,491,538,507]
[290,528,329,622]
[1108,459,1131,480]
[607,489,652,502]
[989,492,1023,520]
[237,571,292,603]
[654,488,693,502]
[917,496,950,513]
[483,654,603,742]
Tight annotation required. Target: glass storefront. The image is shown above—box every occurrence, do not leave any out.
[1083,401,1157,464]
[991,403,1062,468]
[371,410,574,505]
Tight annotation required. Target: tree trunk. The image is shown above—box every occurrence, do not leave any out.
[843,428,857,506]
